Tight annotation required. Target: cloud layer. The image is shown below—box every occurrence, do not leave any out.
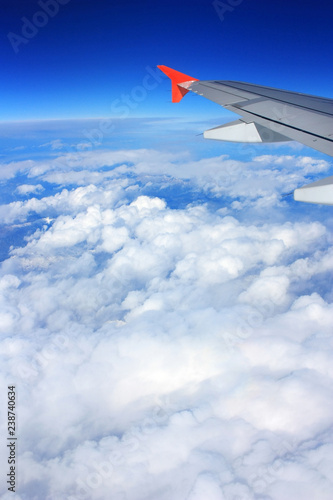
[0,146,332,500]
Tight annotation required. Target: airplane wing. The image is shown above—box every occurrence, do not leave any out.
[158,65,333,205]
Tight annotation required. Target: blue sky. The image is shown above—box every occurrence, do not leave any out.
[1,0,333,120]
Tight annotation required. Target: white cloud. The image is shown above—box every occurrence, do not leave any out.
[16,184,44,196]
[74,142,93,151]
[0,147,332,500]
[1,149,331,207]
[39,139,66,150]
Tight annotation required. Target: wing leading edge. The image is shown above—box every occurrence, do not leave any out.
[158,65,333,205]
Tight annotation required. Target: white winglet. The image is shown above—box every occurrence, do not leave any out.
[294,176,333,205]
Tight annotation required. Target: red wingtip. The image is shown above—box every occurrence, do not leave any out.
[157,65,199,102]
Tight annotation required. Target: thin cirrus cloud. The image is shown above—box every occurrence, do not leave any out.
[0,146,332,499]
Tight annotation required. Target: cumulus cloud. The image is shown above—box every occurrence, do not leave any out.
[0,147,332,500]
[1,148,331,200]
[15,184,44,196]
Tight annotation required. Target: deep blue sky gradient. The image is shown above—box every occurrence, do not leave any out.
[1,0,333,120]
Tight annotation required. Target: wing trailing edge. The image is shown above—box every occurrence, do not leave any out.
[204,119,290,143]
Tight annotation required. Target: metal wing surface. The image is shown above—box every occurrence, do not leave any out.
[186,79,333,157]
[158,65,333,204]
